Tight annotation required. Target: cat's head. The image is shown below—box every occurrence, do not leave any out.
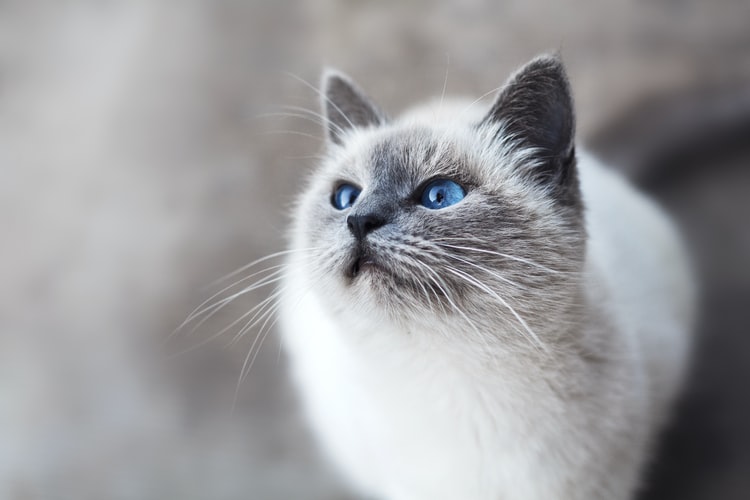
[290,55,586,343]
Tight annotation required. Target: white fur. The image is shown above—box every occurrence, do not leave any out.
[279,100,695,500]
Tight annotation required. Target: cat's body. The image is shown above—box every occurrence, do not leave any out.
[279,56,694,500]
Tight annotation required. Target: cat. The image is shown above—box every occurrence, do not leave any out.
[278,54,695,500]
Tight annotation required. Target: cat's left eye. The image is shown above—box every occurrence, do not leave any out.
[332,183,361,210]
[420,179,465,210]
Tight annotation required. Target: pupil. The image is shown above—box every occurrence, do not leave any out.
[435,190,444,203]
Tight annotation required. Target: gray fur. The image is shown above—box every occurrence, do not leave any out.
[480,55,580,208]
[280,55,694,500]
[311,57,584,337]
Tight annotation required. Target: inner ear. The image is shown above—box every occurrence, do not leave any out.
[480,55,576,189]
[322,70,387,146]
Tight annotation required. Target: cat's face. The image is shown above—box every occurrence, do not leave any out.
[291,56,586,342]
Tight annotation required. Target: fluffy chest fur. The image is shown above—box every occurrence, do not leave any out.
[281,280,642,500]
[278,55,694,500]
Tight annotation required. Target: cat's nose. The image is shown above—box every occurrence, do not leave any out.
[347,213,386,241]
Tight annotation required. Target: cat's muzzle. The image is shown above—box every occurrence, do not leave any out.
[345,244,381,280]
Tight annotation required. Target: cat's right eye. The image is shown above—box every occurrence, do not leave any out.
[332,183,361,210]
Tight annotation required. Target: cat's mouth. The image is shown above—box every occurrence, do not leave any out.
[345,247,384,280]
[343,245,415,296]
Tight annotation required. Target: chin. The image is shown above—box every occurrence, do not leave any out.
[333,269,406,318]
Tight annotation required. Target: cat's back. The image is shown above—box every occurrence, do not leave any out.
[578,152,695,417]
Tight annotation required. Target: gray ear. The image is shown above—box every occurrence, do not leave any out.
[322,69,387,145]
[481,55,577,193]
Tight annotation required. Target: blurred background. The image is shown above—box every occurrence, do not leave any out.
[1,1,749,499]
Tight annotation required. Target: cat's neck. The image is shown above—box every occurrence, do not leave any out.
[326,277,599,374]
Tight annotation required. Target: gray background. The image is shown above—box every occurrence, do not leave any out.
[1,1,749,499]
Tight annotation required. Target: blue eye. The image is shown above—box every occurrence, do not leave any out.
[420,179,465,209]
[332,183,361,210]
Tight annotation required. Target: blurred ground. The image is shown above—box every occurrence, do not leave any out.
[1,1,749,499]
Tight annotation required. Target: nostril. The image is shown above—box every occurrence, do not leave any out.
[363,214,385,233]
[347,213,386,240]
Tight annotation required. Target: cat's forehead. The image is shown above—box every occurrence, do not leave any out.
[331,126,478,188]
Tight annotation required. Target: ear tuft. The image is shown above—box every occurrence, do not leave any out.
[322,69,387,145]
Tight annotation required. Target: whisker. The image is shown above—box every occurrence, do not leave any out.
[433,239,565,275]
[169,247,318,352]
[414,274,437,313]
[456,82,511,122]
[281,105,347,137]
[231,282,317,414]
[167,288,285,359]
[284,71,358,131]
[177,265,285,332]
[410,258,485,341]
[438,52,450,116]
[281,104,330,121]
[444,265,548,354]
[231,309,280,414]
[207,247,320,289]
[442,252,526,290]
[227,288,287,346]
[239,298,285,383]
[263,129,322,141]
[256,111,329,130]
[178,272,285,341]
[379,247,444,315]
